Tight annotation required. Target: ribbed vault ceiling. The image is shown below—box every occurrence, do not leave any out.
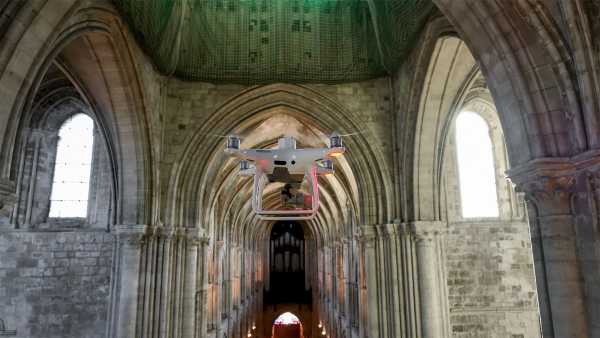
[114,0,434,84]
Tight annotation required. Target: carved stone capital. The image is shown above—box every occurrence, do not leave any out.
[114,224,148,247]
[376,224,392,238]
[185,228,210,247]
[409,221,445,243]
[516,176,577,216]
[356,226,377,244]
[506,157,585,216]
[151,225,167,238]
[173,226,186,239]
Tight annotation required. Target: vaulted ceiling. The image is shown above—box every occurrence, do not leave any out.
[114,0,434,84]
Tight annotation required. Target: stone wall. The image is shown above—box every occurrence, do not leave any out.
[445,220,540,338]
[0,230,113,338]
[162,79,391,161]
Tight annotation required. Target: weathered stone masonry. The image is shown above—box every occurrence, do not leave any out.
[0,231,113,338]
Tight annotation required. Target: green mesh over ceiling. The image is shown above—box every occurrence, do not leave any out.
[114,0,434,84]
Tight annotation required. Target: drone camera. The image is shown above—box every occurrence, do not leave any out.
[239,160,255,176]
[227,135,240,150]
[329,134,342,148]
[317,159,334,176]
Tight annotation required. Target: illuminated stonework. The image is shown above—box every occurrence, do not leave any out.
[0,2,597,338]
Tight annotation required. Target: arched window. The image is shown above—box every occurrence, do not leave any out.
[49,114,94,218]
[455,111,499,218]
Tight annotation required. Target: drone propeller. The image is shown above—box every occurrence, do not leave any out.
[336,131,362,137]
[330,130,365,137]
[197,131,230,138]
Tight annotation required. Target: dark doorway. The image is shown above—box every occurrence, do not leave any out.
[265,222,310,305]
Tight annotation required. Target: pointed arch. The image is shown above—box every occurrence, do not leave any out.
[167,84,394,243]
[0,2,154,225]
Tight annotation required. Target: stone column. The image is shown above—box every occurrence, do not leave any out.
[357,226,380,338]
[515,175,589,338]
[214,241,225,337]
[158,227,174,338]
[341,238,352,335]
[383,224,402,338]
[373,226,389,338]
[411,221,447,338]
[399,223,419,337]
[196,237,210,338]
[182,230,200,338]
[109,225,147,338]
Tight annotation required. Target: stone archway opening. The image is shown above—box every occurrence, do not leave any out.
[271,312,303,338]
[267,222,308,305]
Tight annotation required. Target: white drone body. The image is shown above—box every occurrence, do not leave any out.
[225,135,345,220]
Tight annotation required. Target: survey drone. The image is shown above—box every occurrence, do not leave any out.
[224,134,346,221]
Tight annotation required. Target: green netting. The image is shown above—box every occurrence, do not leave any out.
[114,0,434,84]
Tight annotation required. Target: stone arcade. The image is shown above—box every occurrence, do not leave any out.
[0,1,599,338]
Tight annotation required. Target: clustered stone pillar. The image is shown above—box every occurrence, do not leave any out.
[352,224,430,338]
[109,225,211,338]
[109,225,147,338]
[411,221,447,338]
[511,173,590,338]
